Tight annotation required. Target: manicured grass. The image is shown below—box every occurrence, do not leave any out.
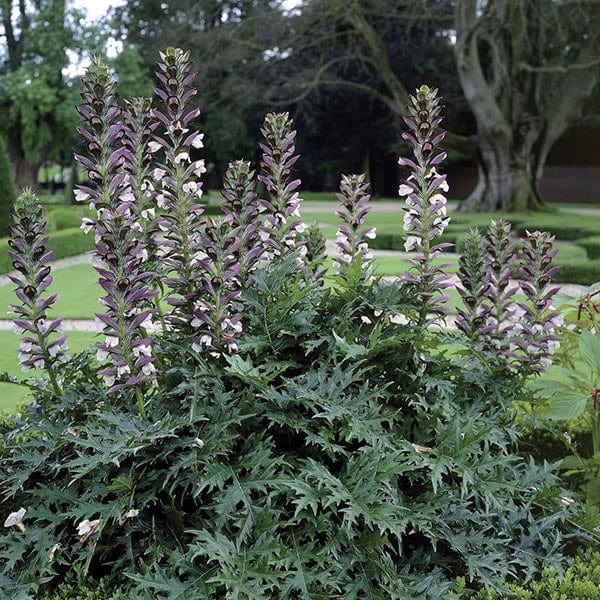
[0,330,99,413]
[0,262,99,320]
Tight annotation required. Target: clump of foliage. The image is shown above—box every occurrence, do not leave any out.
[0,135,17,237]
[472,547,600,599]
[0,53,585,598]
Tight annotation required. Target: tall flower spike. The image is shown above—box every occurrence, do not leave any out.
[191,219,243,358]
[75,58,157,399]
[398,85,453,324]
[481,219,520,359]
[150,47,207,329]
[8,191,68,395]
[258,112,307,263]
[334,173,376,285]
[121,97,161,262]
[220,160,263,287]
[456,228,492,342]
[513,231,562,373]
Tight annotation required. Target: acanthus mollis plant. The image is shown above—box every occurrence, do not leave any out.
[456,222,562,373]
[220,160,263,287]
[258,112,307,262]
[8,191,68,396]
[514,230,563,373]
[75,58,157,404]
[191,219,243,357]
[398,85,453,325]
[121,97,161,264]
[333,173,376,287]
[150,47,207,329]
[455,228,492,341]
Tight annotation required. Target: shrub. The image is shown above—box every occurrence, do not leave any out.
[472,547,600,599]
[552,259,600,285]
[0,53,585,599]
[0,136,17,238]
[574,236,600,260]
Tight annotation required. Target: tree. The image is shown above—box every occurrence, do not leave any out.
[111,0,286,178]
[0,0,94,189]
[0,135,17,236]
[454,0,600,211]
[267,0,600,211]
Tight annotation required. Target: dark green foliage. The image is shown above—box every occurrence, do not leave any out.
[0,227,93,274]
[553,259,600,285]
[0,254,579,598]
[35,574,128,599]
[472,547,600,599]
[0,137,17,237]
[574,236,600,259]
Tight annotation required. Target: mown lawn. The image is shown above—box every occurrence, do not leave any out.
[0,331,98,413]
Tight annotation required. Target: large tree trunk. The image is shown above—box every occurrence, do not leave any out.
[459,121,546,212]
[6,138,39,192]
[459,141,545,212]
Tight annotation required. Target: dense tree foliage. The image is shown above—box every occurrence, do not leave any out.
[0,0,94,189]
[110,0,600,210]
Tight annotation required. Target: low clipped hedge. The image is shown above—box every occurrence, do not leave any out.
[574,236,600,260]
[513,218,600,242]
[553,258,600,285]
[0,227,93,275]
[472,547,600,599]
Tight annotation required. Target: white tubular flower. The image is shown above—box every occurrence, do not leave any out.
[4,508,26,532]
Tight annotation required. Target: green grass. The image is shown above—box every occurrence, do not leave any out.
[0,263,99,320]
[0,330,98,413]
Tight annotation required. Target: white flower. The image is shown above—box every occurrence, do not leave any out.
[183,181,197,194]
[560,496,576,506]
[152,168,166,181]
[191,133,204,149]
[4,508,26,532]
[404,236,420,252]
[398,184,413,197]
[118,508,140,526]
[48,543,60,561]
[141,208,155,220]
[105,335,119,347]
[103,374,115,388]
[361,316,372,325]
[390,314,409,325]
[96,348,109,361]
[80,219,94,234]
[77,518,100,543]
[133,344,152,357]
[156,193,168,209]
[295,222,308,234]
[192,160,207,176]
[117,364,131,378]
[75,189,90,203]
[364,228,376,239]
[141,363,156,377]
[148,141,162,153]
[194,437,205,449]
[174,152,190,164]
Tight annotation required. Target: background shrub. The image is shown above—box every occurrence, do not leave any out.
[0,137,17,238]
[472,547,600,599]
[574,236,600,260]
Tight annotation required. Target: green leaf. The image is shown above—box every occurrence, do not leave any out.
[332,330,368,361]
[580,330,600,372]
[546,391,588,420]
[587,478,600,505]
[560,455,585,470]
